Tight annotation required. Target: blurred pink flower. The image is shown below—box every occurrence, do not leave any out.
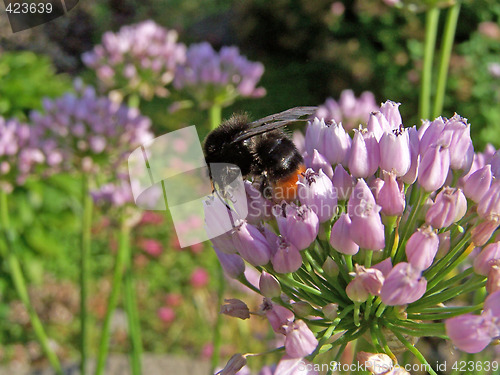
[190,267,210,289]
[139,239,163,257]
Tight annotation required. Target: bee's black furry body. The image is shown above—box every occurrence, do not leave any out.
[203,114,303,192]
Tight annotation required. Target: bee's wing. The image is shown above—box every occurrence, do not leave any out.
[231,106,317,143]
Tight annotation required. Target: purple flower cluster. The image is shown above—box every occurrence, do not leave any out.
[30,80,153,174]
[0,116,44,192]
[314,90,378,131]
[82,20,187,100]
[211,99,500,370]
[173,42,266,108]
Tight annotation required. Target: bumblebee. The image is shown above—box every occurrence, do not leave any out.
[203,107,316,201]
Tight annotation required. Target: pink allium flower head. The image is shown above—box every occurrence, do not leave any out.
[275,203,319,251]
[471,219,500,246]
[220,298,250,320]
[82,20,186,99]
[425,187,467,228]
[214,248,245,279]
[349,129,380,178]
[262,298,295,334]
[377,172,405,217]
[259,271,281,298]
[445,312,497,353]
[401,126,420,184]
[329,213,359,255]
[487,262,500,293]
[405,225,439,271]
[473,242,500,276]
[244,181,273,224]
[138,238,163,257]
[307,149,333,179]
[322,120,351,165]
[464,164,492,203]
[190,267,210,289]
[417,144,450,192]
[271,237,302,273]
[379,125,411,177]
[332,164,354,201]
[315,90,378,131]
[174,42,265,108]
[157,307,176,324]
[380,262,427,305]
[284,320,318,358]
[297,169,337,223]
[477,180,500,221]
[233,220,272,266]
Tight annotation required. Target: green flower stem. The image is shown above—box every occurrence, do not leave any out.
[383,216,397,259]
[375,302,386,318]
[369,323,385,353]
[364,250,373,268]
[424,232,471,283]
[278,274,322,296]
[95,220,130,375]
[353,302,361,327]
[364,296,375,321]
[406,304,483,320]
[432,2,461,118]
[344,255,354,273]
[372,322,397,363]
[410,276,486,310]
[388,320,446,337]
[0,191,63,375]
[425,267,474,296]
[210,105,222,130]
[210,260,225,375]
[304,249,323,275]
[390,330,438,375]
[80,174,93,375]
[419,7,440,121]
[236,274,261,294]
[123,239,142,375]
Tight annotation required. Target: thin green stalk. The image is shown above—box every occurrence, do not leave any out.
[391,330,438,375]
[124,239,142,375]
[419,7,440,120]
[210,105,222,130]
[95,220,130,375]
[1,191,63,375]
[210,262,225,375]
[432,2,461,118]
[80,174,93,375]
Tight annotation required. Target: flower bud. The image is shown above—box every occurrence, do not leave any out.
[348,179,376,216]
[405,225,439,271]
[305,118,327,156]
[275,203,319,251]
[349,129,380,178]
[473,242,500,276]
[332,164,354,201]
[425,187,467,228]
[440,115,474,173]
[259,271,281,298]
[233,221,272,266]
[379,125,411,176]
[322,257,339,277]
[418,144,450,192]
[401,126,420,184]
[214,248,245,279]
[477,180,500,220]
[463,165,492,203]
[307,149,333,179]
[322,120,351,165]
[471,219,500,246]
[373,258,393,276]
[367,111,391,141]
[378,172,405,217]
[261,298,294,334]
[486,262,500,293]
[346,276,369,302]
[244,181,273,224]
[349,203,386,251]
[419,117,445,155]
[284,320,318,358]
[220,299,250,320]
[445,314,494,353]
[218,353,247,375]
[357,352,394,375]
[329,213,359,255]
[271,237,302,273]
[380,262,427,306]
[297,169,337,223]
[322,303,339,320]
[380,100,402,130]
[291,301,314,317]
